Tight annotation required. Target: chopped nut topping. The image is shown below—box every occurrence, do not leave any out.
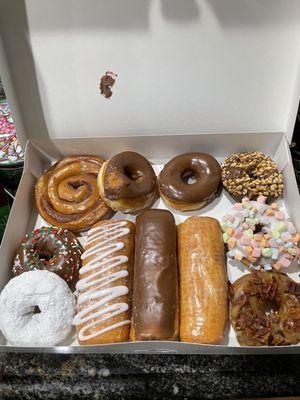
[221,151,283,201]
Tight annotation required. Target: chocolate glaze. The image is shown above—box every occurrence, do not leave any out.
[104,151,157,200]
[132,209,179,340]
[159,153,221,203]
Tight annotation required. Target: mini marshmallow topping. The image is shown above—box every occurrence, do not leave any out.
[221,196,300,271]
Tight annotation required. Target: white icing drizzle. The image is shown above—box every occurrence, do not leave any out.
[73,221,131,342]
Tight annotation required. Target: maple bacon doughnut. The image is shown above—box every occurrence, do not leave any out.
[35,156,112,232]
[230,271,300,346]
[158,153,221,211]
[98,151,157,214]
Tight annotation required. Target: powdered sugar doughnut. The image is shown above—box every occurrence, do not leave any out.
[221,196,300,271]
[0,270,75,346]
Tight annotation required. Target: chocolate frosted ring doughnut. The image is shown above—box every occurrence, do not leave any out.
[97,151,157,213]
[221,151,284,202]
[35,156,112,232]
[230,271,300,346]
[13,226,83,286]
[158,153,221,211]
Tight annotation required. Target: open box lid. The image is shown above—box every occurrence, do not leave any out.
[0,0,300,152]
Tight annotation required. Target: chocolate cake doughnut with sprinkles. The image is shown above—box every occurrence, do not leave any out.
[13,226,83,286]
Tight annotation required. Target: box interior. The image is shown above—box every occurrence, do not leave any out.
[0,132,299,353]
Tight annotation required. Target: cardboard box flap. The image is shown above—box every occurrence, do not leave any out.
[0,0,300,147]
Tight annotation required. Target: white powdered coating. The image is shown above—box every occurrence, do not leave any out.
[73,221,131,341]
[0,270,75,346]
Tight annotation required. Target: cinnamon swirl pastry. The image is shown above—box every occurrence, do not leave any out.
[73,220,135,345]
[35,156,112,232]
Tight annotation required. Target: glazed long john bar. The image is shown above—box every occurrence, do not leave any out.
[178,217,228,344]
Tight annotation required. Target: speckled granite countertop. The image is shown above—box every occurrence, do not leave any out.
[0,354,299,399]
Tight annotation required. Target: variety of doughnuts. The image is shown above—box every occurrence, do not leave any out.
[158,153,221,211]
[98,151,157,214]
[178,217,228,344]
[0,270,75,346]
[1,149,299,348]
[230,271,300,346]
[131,209,179,340]
[221,151,284,202]
[222,196,300,271]
[13,226,83,286]
[35,156,112,232]
[74,220,135,345]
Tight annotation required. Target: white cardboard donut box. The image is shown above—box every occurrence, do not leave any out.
[0,0,299,354]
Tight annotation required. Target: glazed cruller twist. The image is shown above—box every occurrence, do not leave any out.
[35,156,112,232]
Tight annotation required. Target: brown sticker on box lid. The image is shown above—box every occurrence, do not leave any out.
[100,71,117,99]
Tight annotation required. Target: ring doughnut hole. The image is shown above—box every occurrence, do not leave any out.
[23,305,41,317]
[123,166,143,183]
[36,240,58,264]
[262,299,280,316]
[247,169,258,180]
[253,223,265,234]
[181,169,200,185]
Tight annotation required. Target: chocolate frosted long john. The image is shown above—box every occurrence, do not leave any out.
[131,209,179,341]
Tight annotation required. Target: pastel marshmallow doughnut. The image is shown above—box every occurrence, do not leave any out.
[221,196,300,271]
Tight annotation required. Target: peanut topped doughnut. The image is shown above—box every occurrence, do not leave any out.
[230,271,300,346]
[221,151,283,202]
[158,153,221,211]
[97,151,157,214]
[35,156,112,232]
